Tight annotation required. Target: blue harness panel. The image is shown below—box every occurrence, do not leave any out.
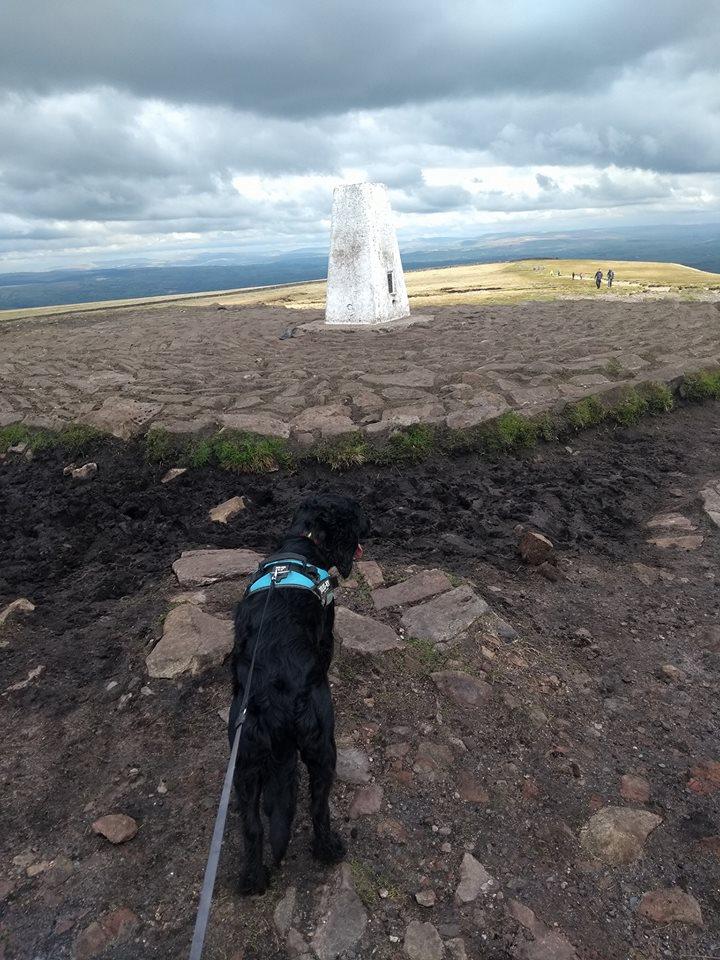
[245,557,335,607]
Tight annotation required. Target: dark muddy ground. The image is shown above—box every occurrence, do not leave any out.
[1,401,719,960]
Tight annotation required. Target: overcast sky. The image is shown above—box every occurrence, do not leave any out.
[0,0,718,272]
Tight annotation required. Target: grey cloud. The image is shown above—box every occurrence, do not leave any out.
[0,1,717,117]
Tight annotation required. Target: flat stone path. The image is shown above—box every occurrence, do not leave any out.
[1,300,719,439]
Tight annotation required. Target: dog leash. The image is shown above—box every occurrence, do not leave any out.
[188,580,276,960]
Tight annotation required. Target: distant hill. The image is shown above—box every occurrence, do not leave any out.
[1,222,718,311]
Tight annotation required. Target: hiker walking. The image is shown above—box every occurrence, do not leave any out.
[607,268,615,288]
[594,269,603,289]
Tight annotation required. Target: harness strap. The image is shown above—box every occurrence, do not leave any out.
[245,556,336,607]
[188,578,276,960]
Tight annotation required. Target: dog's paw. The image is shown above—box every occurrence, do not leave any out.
[238,864,270,896]
[313,830,347,864]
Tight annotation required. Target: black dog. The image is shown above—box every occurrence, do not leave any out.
[228,494,368,894]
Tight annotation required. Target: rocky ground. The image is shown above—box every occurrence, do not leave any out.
[1,301,720,441]
[1,401,720,960]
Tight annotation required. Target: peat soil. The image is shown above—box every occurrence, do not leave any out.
[1,401,720,960]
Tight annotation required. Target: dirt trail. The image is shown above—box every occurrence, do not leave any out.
[1,402,719,959]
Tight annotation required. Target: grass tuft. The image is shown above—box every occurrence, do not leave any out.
[143,427,176,463]
[681,369,720,402]
[379,424,437,463]
[405,635,447,674]
[608,388,649,426]
[314,432,370,470]
[0,422,104,455]
[565,396,606,431]
[639,381,674,414]
[483,410,538,453]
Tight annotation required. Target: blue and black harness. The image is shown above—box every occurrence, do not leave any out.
[245,553,337,607]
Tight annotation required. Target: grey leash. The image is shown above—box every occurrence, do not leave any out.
[188,580,276,960]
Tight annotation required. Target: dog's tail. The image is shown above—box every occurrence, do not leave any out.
[262,749,299,867]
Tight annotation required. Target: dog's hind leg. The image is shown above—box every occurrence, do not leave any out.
[263,752,298,868]
[299,729,346,865]
[236,769,270,895]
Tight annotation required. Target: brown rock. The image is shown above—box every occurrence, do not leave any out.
[349,784,383,819]
[415,889,437,907]
[403,920,444,960]
[92,813,139,844]
[522,778,542,800]
[579,806,662,865]
[401,586,489,644]
[698,836,720,856]
[687,760,720,795]
[620,775,650,803]
[519,531,554,566]
[431,670,492,709]
[311,863,368,960]
[74,907,138,959]
[334,607,403,654]
[637,888,703,925]
[646,513,696,531]
[273,886,296,937]
[455,772,489,804]
[146,604,233,679]
[291,404,354,436]
[172,548,263,586]
[376,818,409,844]
[86,398,161,439]
[209,496,247,523]
[372,569,452,611]
[0,879,14,901]
[660,663,685,682]
[70,462,98,481]
[356,560,384,588]
[414,741,454,781]
[648,534,704,550]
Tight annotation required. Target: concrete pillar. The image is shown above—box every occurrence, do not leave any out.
[325,182,410,325]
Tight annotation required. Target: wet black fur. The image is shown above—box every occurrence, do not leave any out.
[228,494,368,895]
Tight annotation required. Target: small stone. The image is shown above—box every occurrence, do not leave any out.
[334,607,403,654]
[44,856,75,887]
[495,619,519,641]
[455,852,494,903]
[161,467,186,483]
[0,879,14,901]
[91,814,139,844]
[401,586,489,644]
[414,741,454,781]
[70,462,98,481]
[431,671,492,709]
[372,569,452,611]
[660,663,685,682]
[349,784,383,818]
[620,774,650,803]
[6,664,45,691]
[579,806,662,865]
[74,907,139,960]
[522,778,541,800]
[8,441,28,454]
[455,772,489,804]
[687,760,720,795]
[168,590,206,605]
[209,496,248,524]
[403,920,444,960]
[637,888,703,925]
[0,597,35,627]
[336,747,371,784]
[146,604,233,679]
[649,534,703,550]
[415,889,436,907]
[273,886,297,936]
[357,560,384,588]
[376,818,409,844]
[445,938,468,960]
[519,531,554,565]
[27,859,53,877]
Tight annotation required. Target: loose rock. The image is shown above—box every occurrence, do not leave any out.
[91,814,139,844]
[146,605,233,679]
[349,784,383,819]
[401,586,489,644]
[311,863,368,960]
[687,759,720,795]
[70,462,98,481]
[209,496,248,524]
[415,889,437,908]
[74,907,139,960]
[619,774,650,803]
[519,531,554,566]
[273,886,296,937]
[172,548,264,586]
[403,920,444,960]
[637,887,703,925]
[357,560,384,588]
[336,747,371,784]
[579,806,662,865]
[372,569,452,611]
[455,852,494,903]
[161,467,186,484]
[0,597,35,627]
[334,607,403,654]
[431,670,492,709]
[376,818,409,844]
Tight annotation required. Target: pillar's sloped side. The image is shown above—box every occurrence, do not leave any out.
[325,182,410,324]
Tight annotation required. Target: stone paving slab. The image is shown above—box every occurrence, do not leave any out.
[1,300,719,440]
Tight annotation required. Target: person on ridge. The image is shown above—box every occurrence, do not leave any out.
[607,268,615,288]
[594,269,603,289]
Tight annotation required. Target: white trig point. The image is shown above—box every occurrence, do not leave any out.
[325,182,410,325]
